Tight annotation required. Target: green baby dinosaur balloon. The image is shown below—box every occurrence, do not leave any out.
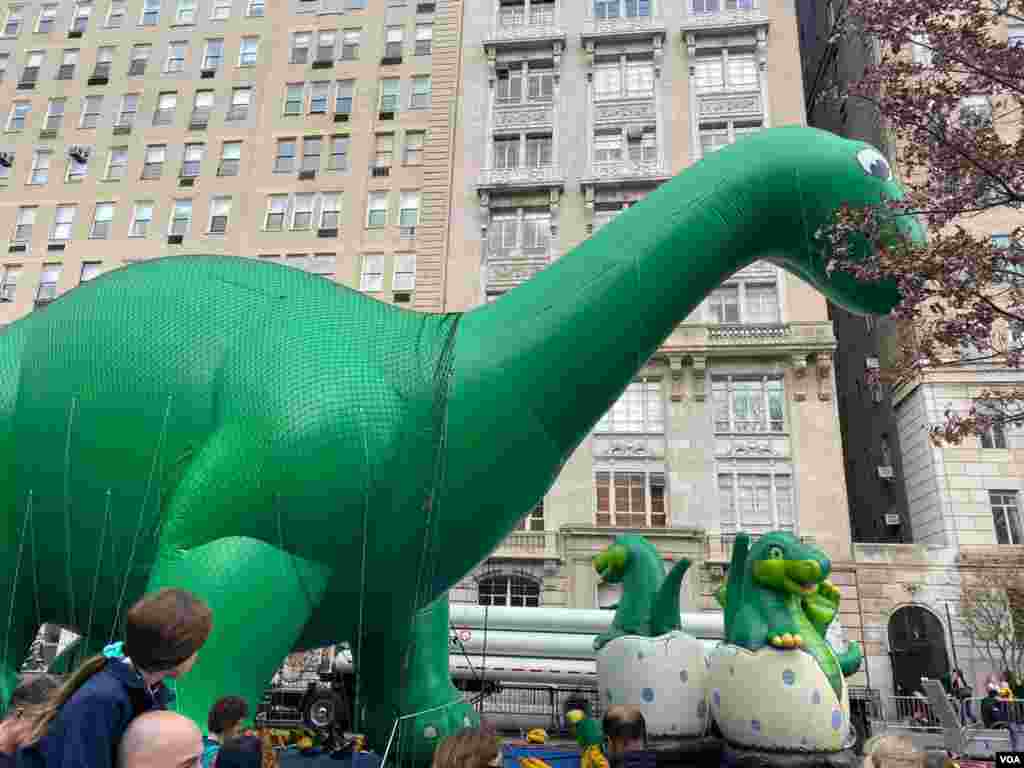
[0,126,918,764]
[715,532,864,701]
[592,534,690,651]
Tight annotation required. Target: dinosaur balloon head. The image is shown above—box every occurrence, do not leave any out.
[715,126,926,317]
[748,532,831,598]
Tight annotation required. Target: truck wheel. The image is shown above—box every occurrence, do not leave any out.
[304,693,341,731]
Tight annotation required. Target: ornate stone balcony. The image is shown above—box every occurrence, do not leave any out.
[490,530,562,560]
[484,21,566,48]
[493,102,554,131]
[477,164,564,191]
[698,90,763,120]
[663,321,837,355]
[486,250,550,291]
[581,15,666,45]
[592,97,656,127]
[679,6,770,33]
[584,160,670,186]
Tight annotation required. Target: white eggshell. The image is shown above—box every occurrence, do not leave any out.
[596,631,709,738]
[707,644,849,752]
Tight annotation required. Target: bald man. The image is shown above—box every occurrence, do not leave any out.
[117,712,203,768]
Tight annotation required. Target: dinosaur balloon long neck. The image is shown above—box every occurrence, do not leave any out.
[436,146,800,593]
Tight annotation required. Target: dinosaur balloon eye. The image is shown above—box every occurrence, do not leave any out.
[768,546,784,560]
[857,148,892,181]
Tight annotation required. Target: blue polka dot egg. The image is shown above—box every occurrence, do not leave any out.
[705,642,849,752]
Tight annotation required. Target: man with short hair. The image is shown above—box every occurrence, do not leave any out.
[117,711,203,768]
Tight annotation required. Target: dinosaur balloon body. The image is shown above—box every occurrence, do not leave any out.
[0,127,916,763]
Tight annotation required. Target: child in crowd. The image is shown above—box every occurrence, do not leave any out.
[0,675,60,763]
[432,728,500,768]
[861,735,927,768]
[213,734,277,768]
[13,588,213,768]
[203,697,250,768]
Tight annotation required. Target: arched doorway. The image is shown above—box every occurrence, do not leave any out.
[888,605,950,696]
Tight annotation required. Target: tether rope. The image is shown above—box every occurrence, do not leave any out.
[80,490,112,668]
[2,490,30,682]
[62,398,78,633]
[112,396,173,642]
[354,406,371,736]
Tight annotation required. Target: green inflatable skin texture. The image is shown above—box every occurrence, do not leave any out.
[592,535,690,651]
[715,532,863,702]
[0,127,918,763]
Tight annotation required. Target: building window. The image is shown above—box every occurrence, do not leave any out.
[319,193,342,229]
[174,0,195,24]
[399,191,419,231]
[181,143,204,178]
[309,82,329,114]
[169,199,192,235]
[694,51,758,93]
[699,120,762,154]
[704,273,778,323]
[487,210,550,257]
[692,0,756,11]
[208,197,231,234]
[105,0,125,26]
[80,262,101,282]
[192,90,213,124]
[66,153,88,183]
[105,147,127,180]
[141,0,160,25]
[218,141,241,176]
[478,574,540,607]
[595,379,663,434]
[596,471,666,528]
[130,202,153,236]
[991,491,1023,545]
[228,88,251,121]
[910,34,932,66]
[154,92,177,125]
[36,263,62,302]
[0,151,11,183]
[13,207,35,242]
[30,150,51,185]
[525,135,552,167]
[239,37,258,66]
[496,64,554,104]
[284,84,304,116]
[385,27,403,58]
[70,1,92,33]
[415,24,432,55]
[291,32,311,64]
[4,5,24,36]
[719,472,793,535]
[90,203,114,239]
[0,265,19,302]
[165,41,187,73]
[275,139,297,172]
[335,80,354,115]
[594,0,649,17]
[203,39,224,70]
[499,0,555,26]
[410,75,431,109]
[342,29,360,60]
[129,45,150,75]
[329,135,349,171]
[7,102,30,131]
[45,99,65,131]
[58,50,78,80]
[117,94,139,126]
[405,131,425,165]
[380,78,400,112]
[593,58,653,100]
[712,376,785,433]
[264,196,287,231]
[80,95,102,129]
[142,145,166,179]
[309,253,335,276]
[374,134,394,168]
[291,193,314,230]
[515,501,544,531]
[317,30,336,62]
[367,192,388,227]
[360,254,384,291]
[36,4,56,32]
[210,0,231,19]
[51,205,77,241]
[247,0,264,16]
[393,253,415,291]
[302,137,322,172]
[959,95,992,129]
[20,50,42,85]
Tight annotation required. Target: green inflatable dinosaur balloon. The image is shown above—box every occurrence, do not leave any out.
[592,535,690,651]
[0,127,920,764]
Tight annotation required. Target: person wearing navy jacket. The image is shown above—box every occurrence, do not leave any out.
[12,588,213,768]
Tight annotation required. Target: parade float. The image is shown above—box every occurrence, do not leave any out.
[0,127,922,765]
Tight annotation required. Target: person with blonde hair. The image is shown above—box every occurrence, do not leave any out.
[13,588,213,768]
[862,735,927,768]
[431,728,499,768]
